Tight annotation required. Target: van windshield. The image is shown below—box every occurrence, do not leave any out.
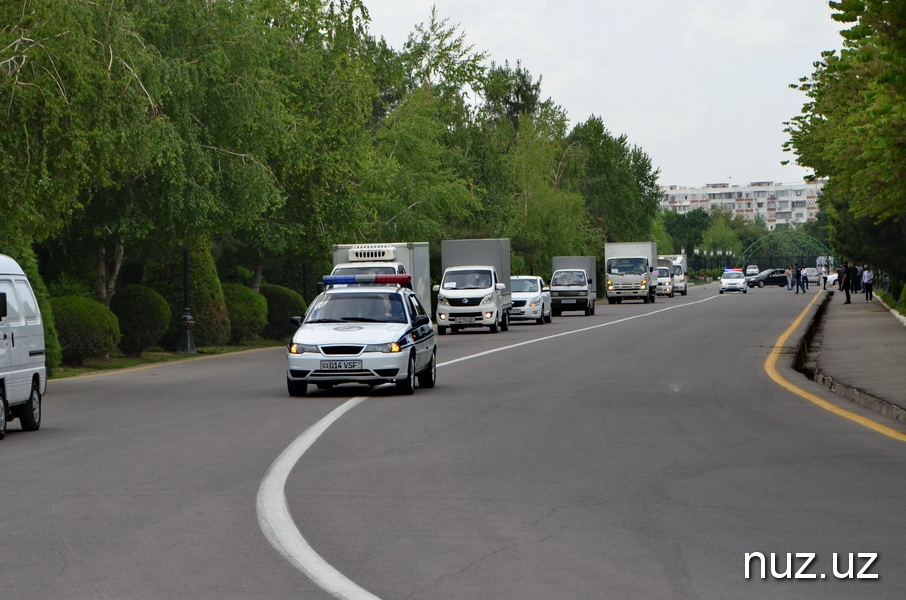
[551,270,586,286]
[442,270,493,290]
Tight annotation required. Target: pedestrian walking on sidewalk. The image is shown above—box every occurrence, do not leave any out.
[785,265,793,290]
[794,264,806,294]
[841,261,852,303]
[801,267,810,291]
[822,265,829,289]
[862,265,874,302]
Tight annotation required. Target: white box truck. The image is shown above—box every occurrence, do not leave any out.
[330,242,431,308]
[550,256,597,316]
[0,254,46,439]
[433,238,512,335]
[604,242,658,304]
[660,253,688,296]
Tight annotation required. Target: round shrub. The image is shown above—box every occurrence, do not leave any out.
[222,283,267,344]
[110,285,172,357]
[259,283,306,340]
[142,244,231,349]
[50,296,121,366]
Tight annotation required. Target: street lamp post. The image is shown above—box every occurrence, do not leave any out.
[176,246,197,354]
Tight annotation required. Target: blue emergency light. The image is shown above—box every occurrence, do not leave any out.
[322,274,412,285]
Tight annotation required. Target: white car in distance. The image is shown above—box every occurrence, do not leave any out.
[510,276,551,324]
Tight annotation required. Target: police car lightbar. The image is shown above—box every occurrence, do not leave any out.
[724,268,743,272]
[322,274,412,285]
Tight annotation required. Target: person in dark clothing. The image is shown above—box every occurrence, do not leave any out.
[794,264,805,294]
[836,265,845,290]
[841,261,852,303]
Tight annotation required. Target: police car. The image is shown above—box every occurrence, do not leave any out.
[286,274,436,396]
[718,268,748,294]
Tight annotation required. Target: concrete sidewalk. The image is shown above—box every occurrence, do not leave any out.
[811,289,906,424]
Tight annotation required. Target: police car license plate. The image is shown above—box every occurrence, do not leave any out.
[456,317,475,323]
[320,360,362,370]
[561,299,576,304]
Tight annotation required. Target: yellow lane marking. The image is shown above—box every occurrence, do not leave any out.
[54,346,280,380]
[765,291,906,442]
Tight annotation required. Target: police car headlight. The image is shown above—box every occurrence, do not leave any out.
[481,293,494,304]
[365,342,401,353]
[289,343,318,354]
[437,294,450,306]
[529,295,541,306]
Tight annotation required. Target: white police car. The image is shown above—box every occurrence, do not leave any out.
[286,275,436,396]
[718,269,748,294]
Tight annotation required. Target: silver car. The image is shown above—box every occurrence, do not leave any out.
[286,277,436,396]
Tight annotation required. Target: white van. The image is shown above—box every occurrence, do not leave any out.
[0,254,46,439]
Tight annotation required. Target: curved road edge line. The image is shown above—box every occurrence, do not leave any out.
[764,291,906,442]
[257,395,382,600]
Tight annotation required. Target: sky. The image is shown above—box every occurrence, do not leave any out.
[363,0,847,188]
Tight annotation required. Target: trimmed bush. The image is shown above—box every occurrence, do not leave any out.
[142,244,231,349]
[223,283,268,344]
[259,283,306,340]
[110,285,172,356]
[50,296,121,366]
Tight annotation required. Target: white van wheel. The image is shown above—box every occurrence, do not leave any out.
[16,378,41,431]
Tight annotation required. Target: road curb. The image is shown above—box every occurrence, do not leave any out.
[793,290,906,425]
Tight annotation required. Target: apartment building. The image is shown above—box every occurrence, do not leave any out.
[659,180,825,230]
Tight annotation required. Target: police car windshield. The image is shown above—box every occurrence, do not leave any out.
[511,279,539,293]
[442,270,492,290]
[306,293,407,324]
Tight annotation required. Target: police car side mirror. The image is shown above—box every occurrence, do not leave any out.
[413,314,430,328]
[542,286,550,293]
[289,316,302,328]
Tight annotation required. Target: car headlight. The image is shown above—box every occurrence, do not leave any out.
[289,343,318,354]
[529,295,541,306]
[481,293,495,304]
[364,342,402,353]
[437,294,450,306]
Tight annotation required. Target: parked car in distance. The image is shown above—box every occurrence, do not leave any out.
[745,264,760,276]
[510,276,551,324]
[803,267,821,285]
[827,272,839,287]
[747,268,788,288]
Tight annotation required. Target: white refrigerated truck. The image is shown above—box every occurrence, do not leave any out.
[604,242,658,304]
[330,242,431,308]
[433,238,512,335]
[550,256,597,316]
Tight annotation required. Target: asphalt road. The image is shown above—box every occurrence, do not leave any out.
[2,285,904,599]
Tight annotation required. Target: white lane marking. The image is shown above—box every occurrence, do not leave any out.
[257,295,719,598]
[257,396,381,600]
